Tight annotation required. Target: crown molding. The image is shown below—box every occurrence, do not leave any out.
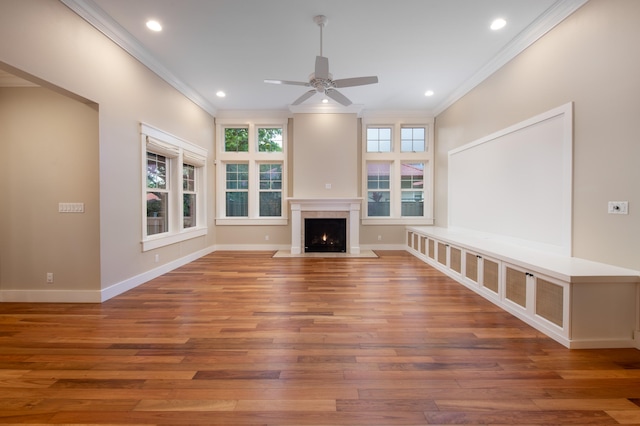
[433,0,589,116]
[60,0,218,116]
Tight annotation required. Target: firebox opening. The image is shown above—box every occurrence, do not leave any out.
[304,218,347,253]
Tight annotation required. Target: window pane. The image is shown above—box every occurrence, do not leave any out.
[259,192,281,216]
[224,128,249,152]
[183,194,196,228]
[366,127,392,152]
[367,162,390,189]
[259,163,282,189]
[401,162,424,189]
[147,152,167,189]
[258,128,283,152]
[226,192,248,217]
[183,164,195,191]
[147,192,168,235]
[226,163,248,190]
[401,191,424,216]
[368,191,390,217]
[401,127,426,152]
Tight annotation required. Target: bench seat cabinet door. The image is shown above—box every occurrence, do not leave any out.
[463,250,481,287]
[534,274,568,332]
[436,241,448,266]
[427,238,436,260]
[480,255,501,297]
[420,236,428,257]
[449,245,462,274]
[504,264,531,313]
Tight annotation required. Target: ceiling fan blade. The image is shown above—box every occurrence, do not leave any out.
[292,89,317,105]
[333,76,379,88]
[264,79,310,87]
[315,56,329,80]
[325,89,352,106]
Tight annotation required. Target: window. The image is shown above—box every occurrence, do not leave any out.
[183,163,196,228]
[401,162,424,216]
[141,123,208,251]
[367,162,391,217]
[259,163,282,216]
[224,127,249,152]
[401,127,426,152]
[362,118,433,225]
[367,127,392,152]
[146,152,169,235]
[216,118,288,225]
[225,163,248,217]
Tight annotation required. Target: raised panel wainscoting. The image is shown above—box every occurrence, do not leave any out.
[406,226,640,349]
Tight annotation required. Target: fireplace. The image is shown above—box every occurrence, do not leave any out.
[305,218,346,253]
[288,198,361,255]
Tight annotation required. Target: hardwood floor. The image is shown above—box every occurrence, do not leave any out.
[1,250,640,425]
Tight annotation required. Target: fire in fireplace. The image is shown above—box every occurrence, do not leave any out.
[304,218,347,253]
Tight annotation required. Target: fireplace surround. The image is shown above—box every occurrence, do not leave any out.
[289,198,361,255]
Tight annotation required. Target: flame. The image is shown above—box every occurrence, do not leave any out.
[322,233,327,242]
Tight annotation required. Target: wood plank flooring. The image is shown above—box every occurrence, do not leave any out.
[1,250,640,425]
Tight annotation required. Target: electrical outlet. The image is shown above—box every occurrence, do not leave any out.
[608,201,629,215]
[377,235,382,241]
[46,272,54,283]
[154,254,160,263]
[265,235,269,241]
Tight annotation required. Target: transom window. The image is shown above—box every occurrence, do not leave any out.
[366,127,392,152]
[216,118,288,225]
[401,127,426,152]
[362,118,433,225]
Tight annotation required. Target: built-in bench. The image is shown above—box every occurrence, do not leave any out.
[406,226,640,349]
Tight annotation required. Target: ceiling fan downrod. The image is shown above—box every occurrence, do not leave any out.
[313,15,328,57]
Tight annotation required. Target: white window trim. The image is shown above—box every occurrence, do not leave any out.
[362,117,434,226]
[141,123,208,251]
[215,118,288,226]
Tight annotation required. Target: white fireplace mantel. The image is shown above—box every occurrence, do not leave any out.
[288,198,362,255]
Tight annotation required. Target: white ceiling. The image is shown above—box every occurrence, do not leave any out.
[60,0,587,115]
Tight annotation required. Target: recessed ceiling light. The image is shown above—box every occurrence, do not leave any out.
[490,18,507,30]
[425,90,434,97]
[216,91,226,98]
[146,20,162,32]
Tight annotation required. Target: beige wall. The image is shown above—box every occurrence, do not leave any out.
[435,0,640,269]
[0,0,215,300]
[292,113,359,198]
[0,87,100,295]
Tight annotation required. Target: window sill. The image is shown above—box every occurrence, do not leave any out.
[362,218,434,226]
[142,227,208,251]
[215,218,288,226]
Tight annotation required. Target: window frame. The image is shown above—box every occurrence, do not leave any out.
[215,118,288,225]
[141,123,208,251]
[362,117,434,225]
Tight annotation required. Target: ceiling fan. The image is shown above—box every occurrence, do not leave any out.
[264,15,378,106]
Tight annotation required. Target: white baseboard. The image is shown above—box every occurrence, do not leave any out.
[0,289,103,303]
[0,245,216,303]
[100,245,216,302]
